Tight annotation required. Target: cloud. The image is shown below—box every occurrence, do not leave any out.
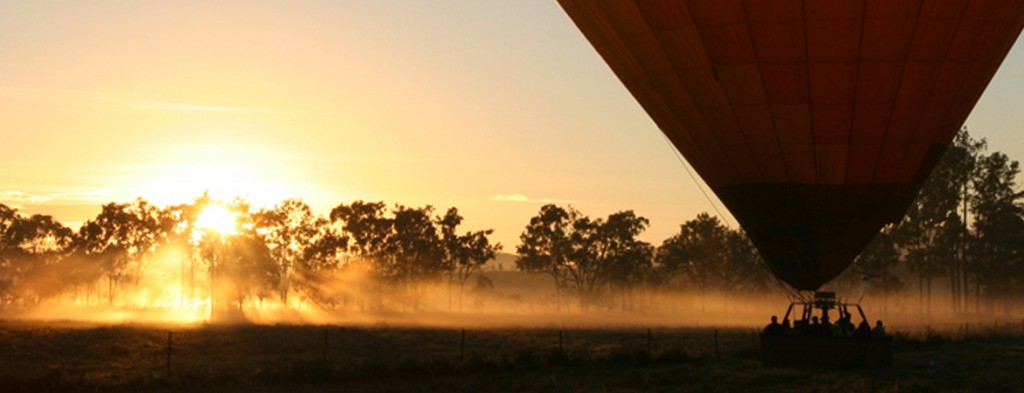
[0,190,115,209]
[488,193,574,204]
[93,96,273,113]
[0,85,274,114]
[0,191,51,206]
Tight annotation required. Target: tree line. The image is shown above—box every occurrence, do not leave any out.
[516,128,1024,315]
[515,206,772,311]
[0,195,500,312]
[1,129,1022,316]
[851,128,1024,315]
[0,191,773,314]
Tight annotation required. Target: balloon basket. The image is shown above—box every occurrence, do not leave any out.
[760,291,893,368]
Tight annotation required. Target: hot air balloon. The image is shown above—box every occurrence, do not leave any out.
[559,0,1024,367]
[559,0,1024,291]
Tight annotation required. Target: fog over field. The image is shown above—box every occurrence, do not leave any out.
[4,261,1023,335]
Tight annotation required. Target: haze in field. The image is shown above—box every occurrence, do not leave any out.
[2,1,1022,248]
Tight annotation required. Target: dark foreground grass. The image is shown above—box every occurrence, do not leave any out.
[2,320,1023,392]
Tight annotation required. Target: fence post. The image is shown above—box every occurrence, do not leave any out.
[714,329,720,358]
[460,329,465,362]
[323,328,329,363]
[646,328,651,354]
[558,330,564,356]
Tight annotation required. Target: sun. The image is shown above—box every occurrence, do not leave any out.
[194,204,239,236]
[132,141,306,209]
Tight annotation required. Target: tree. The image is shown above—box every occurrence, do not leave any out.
[328,201,471,310]
[218,233,279,311]
[852,227,903,296]
[159,197,205,303]
[721,230,772,292]
[298,214,349,308]
[456,229,500,305]
[517,205,654,311]
[190,198,280,317]
[515,205,576,310]
[74,199,166,305]
[945,129,986,312]
[0,206,75,304]
[436,207,501,310]
[889,138,967,314]
[325,200,392,308]
[252,199,320,306]
[330,201,392,261]
[595,211,653,311]
[389,205,444,284]
[970,151,1024,313]
[657,213,730,296]
[0,204,29,304]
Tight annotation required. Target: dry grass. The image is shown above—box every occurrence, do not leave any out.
[1,320,1023,392]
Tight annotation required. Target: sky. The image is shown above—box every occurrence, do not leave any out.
[1,1,1022,249]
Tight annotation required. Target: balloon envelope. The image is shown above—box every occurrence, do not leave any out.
[560,0,1024,290]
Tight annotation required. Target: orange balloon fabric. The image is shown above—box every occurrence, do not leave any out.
[560,0,1024,290]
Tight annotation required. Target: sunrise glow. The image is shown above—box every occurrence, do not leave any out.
[194,204,239,236]
[1,3,1023,391]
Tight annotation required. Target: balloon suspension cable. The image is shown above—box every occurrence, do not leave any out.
[856,289,867,305]
[853,269,880,304]
[660,133,735,228]
[790,289,813,303]
[857,278,872,305]
[774,277,806,302]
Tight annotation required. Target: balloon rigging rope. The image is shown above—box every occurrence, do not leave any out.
[659,133,735,228]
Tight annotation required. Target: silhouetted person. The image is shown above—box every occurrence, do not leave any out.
[809,316,819,336]
[854,320,872,338]
[763,315,785,335]
[793,319,809,336]
[818,315,833,337]
[781,318,792,335]
[830,319,846,337]
[839,316,855,337]
[873,320,888,337]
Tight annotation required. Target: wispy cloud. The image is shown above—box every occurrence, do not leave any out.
[0,191,51,206]
[488,193,574,204]
[91,95,273,113]
[0,190,115,209]
[0,85,274,114]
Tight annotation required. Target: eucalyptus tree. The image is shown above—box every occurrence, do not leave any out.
[970,151,1024,312]
[328,201,454,309]
[517,205,653,310]
[252,199,320,306]
[0,205,75,304]
[218,230,279,311]
[851,227,903,308]
[657,213,731,297]
[330,201,391,256]
[593,210,653,311]
[889,136,970,314]
[945,129,987,311]
[516,204,577,310]
[437,207,501,310]
[721,229,772,292]
[389,205,445,284]
[75,198,167,304]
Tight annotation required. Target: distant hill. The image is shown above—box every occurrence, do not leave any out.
[481,252,517,272]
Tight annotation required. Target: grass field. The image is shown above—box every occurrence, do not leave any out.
[3,319,1024,392]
